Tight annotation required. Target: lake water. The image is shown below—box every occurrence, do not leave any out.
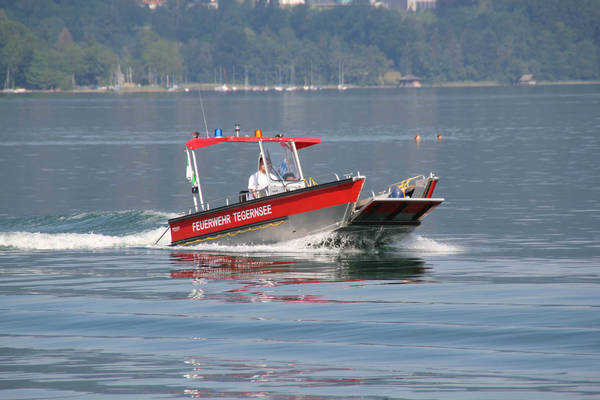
[1,86,599,399]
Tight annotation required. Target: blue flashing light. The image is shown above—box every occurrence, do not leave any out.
[215,128,223,137]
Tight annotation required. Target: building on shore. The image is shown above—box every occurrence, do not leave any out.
[398,75,422,88]
[307,0,343,6]
[517,74,536,86]
[280,0,306,5]
[140,0,166,10]
[382,0,436,11]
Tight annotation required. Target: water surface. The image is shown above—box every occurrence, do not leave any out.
[1,86,599,399]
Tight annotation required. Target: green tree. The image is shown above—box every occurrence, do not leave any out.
[77,42,119,86]
[182,39,213,82]
[61,44,86,87]
[25,47,70,89]
[0,13,36,88]
[213,27,249,75]
[142,37,183,86]
[3,0,600,88]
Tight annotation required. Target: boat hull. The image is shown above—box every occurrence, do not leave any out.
[336,197,443,246]
[168,178,364,246]
[330,223,421,247]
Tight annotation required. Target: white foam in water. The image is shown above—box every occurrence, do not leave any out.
[0,223,462,255]
[182,230,355,256]
[0,228,169,251]
[395,235,463,254]
[0,225,353,252]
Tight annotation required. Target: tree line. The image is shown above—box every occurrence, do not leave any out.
[1,0,599,90]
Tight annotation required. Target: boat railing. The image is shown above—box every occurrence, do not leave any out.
[192,192,251,213]
[385,175,425,195]
[380,173,441,199]
[186,171,360,214]
[302,171,357,187]
[353,174,433,210]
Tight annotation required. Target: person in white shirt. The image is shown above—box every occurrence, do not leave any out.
[248,157,268,199]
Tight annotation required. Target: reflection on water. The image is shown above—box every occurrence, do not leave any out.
[184,357,367,400]
[170,252,296,279]
[171,252,429,397]
[170,252,427,303]
[334,253,426,281]
[169,251,427,282]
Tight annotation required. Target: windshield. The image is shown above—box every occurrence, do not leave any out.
[262,141,301,182]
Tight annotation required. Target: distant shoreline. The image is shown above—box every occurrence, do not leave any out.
[3,80,600,95]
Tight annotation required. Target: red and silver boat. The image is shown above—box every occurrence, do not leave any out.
[168,130,443,247]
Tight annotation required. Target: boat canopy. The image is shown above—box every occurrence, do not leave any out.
[186,136,321,151]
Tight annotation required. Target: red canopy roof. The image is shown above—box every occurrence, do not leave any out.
[186,136,321,150]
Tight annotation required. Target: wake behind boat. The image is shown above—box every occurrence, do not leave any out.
[167,129,443,247]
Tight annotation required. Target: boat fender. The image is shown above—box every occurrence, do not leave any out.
[389,186,405,198]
